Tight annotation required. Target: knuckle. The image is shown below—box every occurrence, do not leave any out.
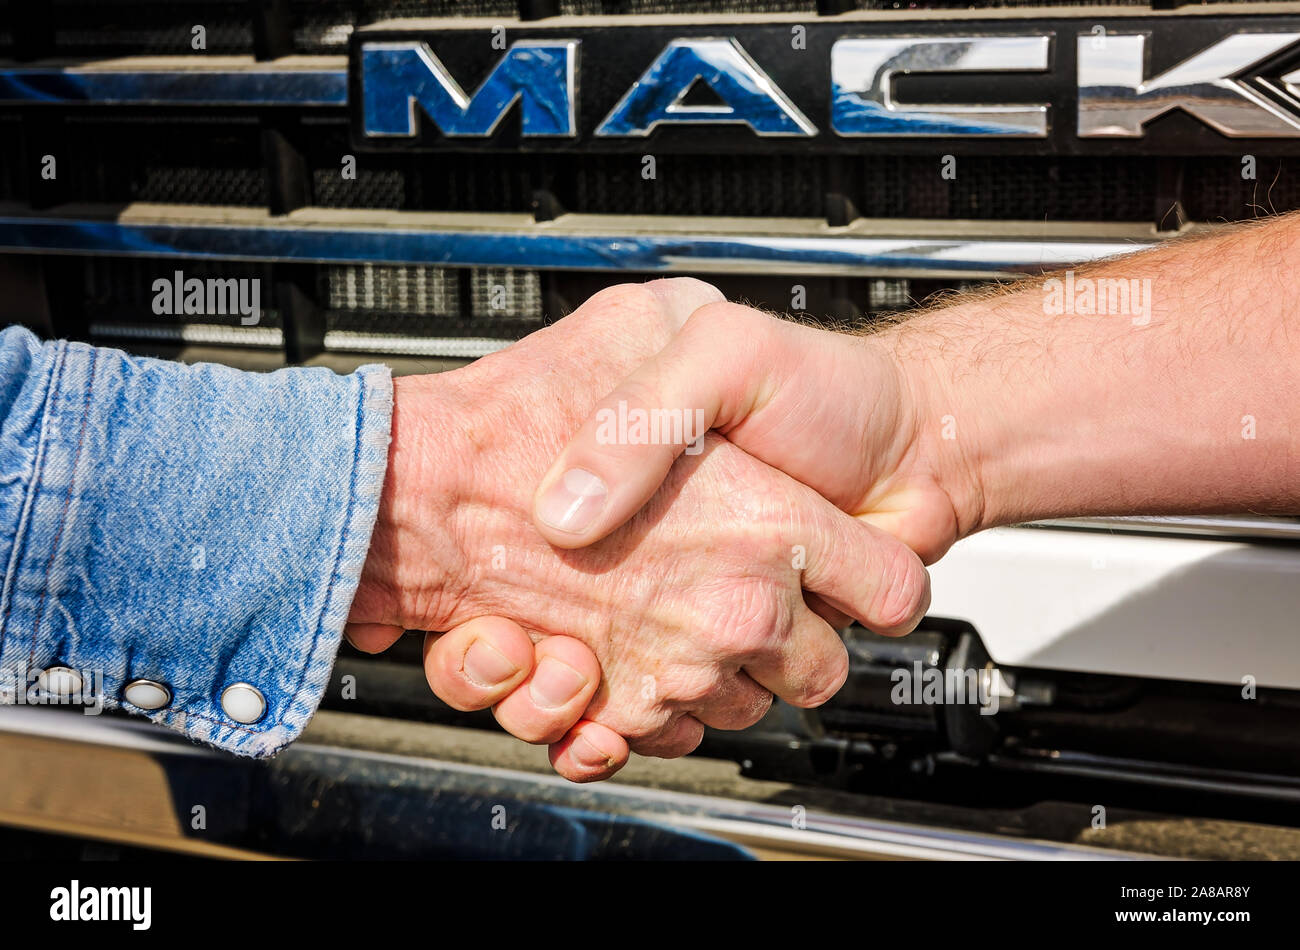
[710,583,788,659]
[576,283,667,344]
[649,276,724,306]
[585,281,659,318]
[646,278,726,333]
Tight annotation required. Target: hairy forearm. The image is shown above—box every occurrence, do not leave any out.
[885,213,1300,535]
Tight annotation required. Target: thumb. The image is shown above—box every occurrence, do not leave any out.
[533,300,780,549]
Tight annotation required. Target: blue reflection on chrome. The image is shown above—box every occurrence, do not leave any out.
[0,69,347,106]
[0,215,1148,278]
[596,38,815,137]
[361,40,576,137]
[831,89,1031,136]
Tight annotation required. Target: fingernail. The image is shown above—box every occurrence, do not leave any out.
[463,639,519,687]
[529,656,589,709]
[571,734,614,770]
[536,468,607,534]
[342,628,359,650]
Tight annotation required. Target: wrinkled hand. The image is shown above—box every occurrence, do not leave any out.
[346,280,931,781]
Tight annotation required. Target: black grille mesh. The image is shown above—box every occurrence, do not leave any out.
[0,118,20,201]
[305,137,1166,221]
[296,115,1184,223]
[1184,158,1300,222]
[47,1,254,56]
[60,118,267,207]
[2,1,1264,58]
[854,156,1157,222]
[569,153,827,218]
[44,114,1192,222]
[306,123,538,212]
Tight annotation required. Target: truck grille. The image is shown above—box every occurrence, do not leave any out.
[0,1,1295,361]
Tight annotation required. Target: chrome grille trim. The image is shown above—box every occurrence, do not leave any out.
[0,57,348,106]
[0,205,1162,277]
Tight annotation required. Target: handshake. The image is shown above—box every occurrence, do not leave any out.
[343,204,1300,784]
[344,277,969,782]
[345,209,1297,784]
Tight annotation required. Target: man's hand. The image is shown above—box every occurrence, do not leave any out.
[532,285,982,568]
[345,280,931,782]
[441,214,1300,783]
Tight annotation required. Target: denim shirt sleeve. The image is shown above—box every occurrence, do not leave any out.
[0,325,392,757]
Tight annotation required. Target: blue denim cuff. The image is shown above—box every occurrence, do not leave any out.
[0,327,393,757]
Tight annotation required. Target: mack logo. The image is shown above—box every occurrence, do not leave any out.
[355,25,1300,146]
[362,40,577,136]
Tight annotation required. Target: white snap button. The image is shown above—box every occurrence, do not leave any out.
[221,683,266,724]
[123,679,171,710]
[37,666,83,698]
